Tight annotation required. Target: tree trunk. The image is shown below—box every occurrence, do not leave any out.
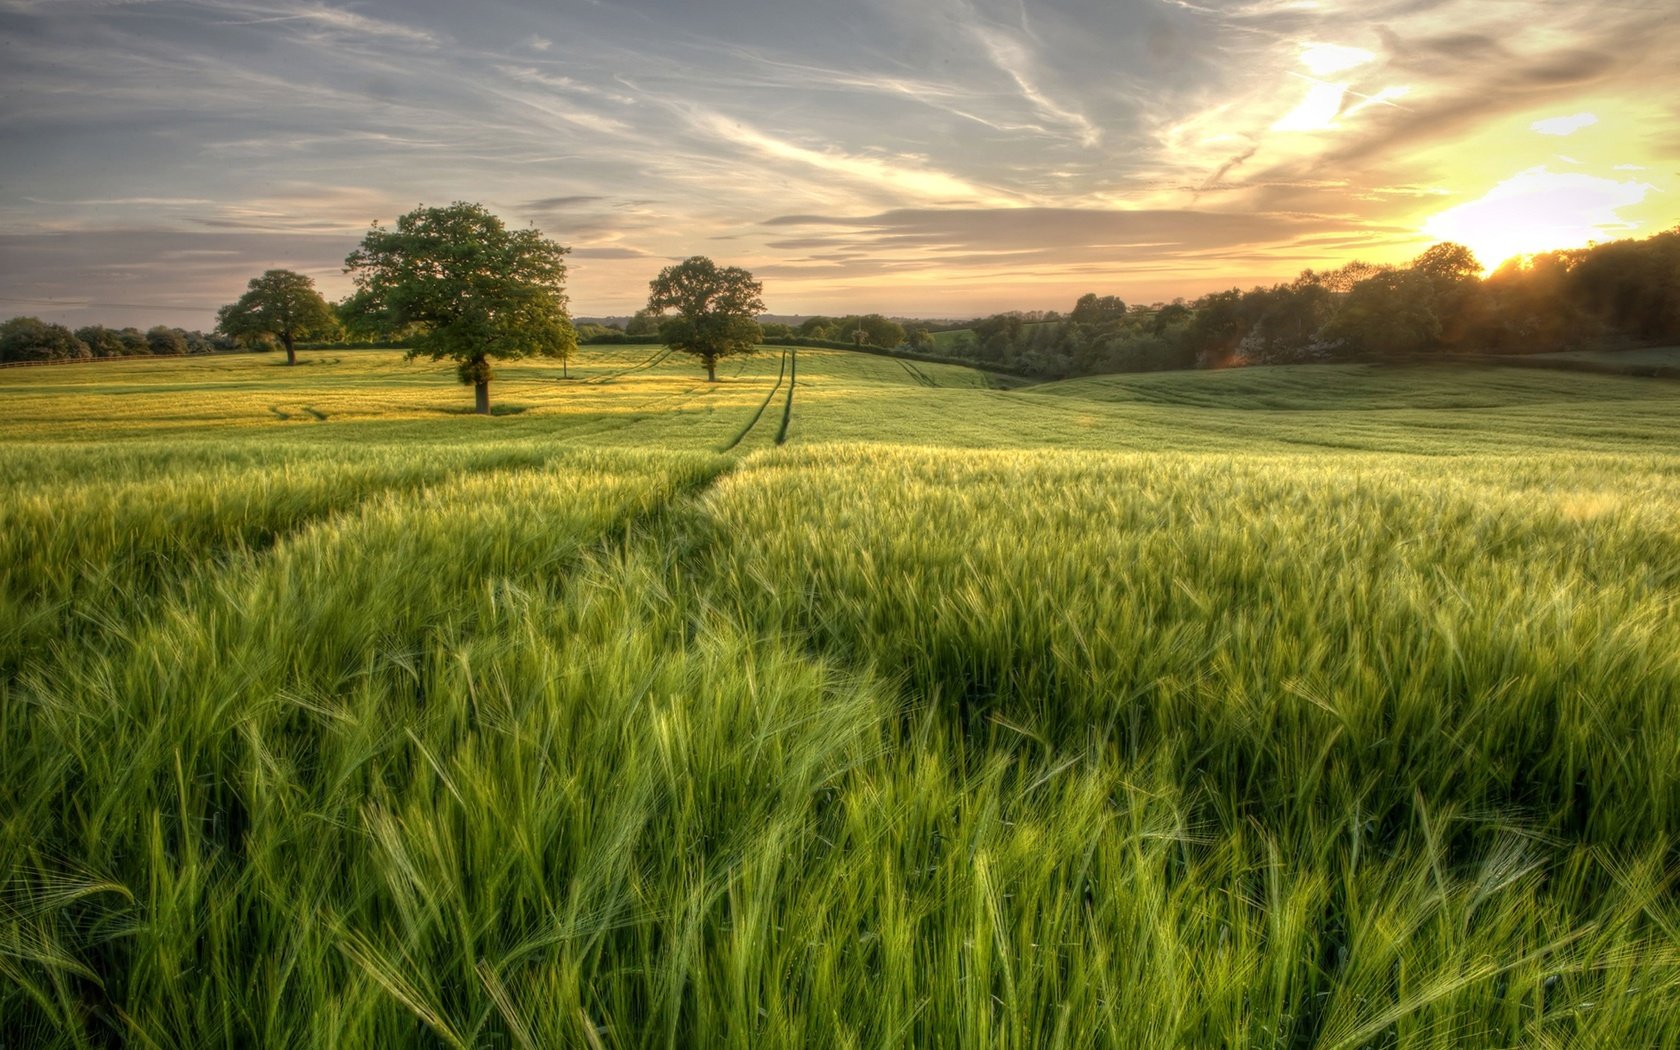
[706,359,717,382]
[283,335,296,367]
[475,380,491,415]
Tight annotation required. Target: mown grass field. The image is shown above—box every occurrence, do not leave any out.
[1529,344,1680,368]
[3,345,1679,1047]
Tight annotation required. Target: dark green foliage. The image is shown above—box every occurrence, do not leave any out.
[1183,289,1252,364]
[0,321,218,363]
[832,313,906,349]
[1562,228,1680,342]
[575,322,618,341]
[796,313,926,347]
[74,325,126,358]
[625,307,662,337]
[117,327,149,355]
[796,315,835,340]
[1069,292,1127,325]
[0,317,89,362]
[344,202,577,413]
[145,325,188,356]
[1322,269,1443,358]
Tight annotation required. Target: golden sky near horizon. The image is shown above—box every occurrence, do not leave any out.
[1,0,1676,326]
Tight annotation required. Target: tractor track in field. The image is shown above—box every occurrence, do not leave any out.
[774,349,797,445]
[555,354,756,442]
[718,348,789,452]
[897,358,938,388]
[582,346,671,385]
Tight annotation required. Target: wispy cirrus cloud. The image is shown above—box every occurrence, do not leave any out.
[207,0,441,47]
[1532,112,1598,136]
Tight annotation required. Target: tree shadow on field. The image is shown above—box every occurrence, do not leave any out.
[268,405,329,420]
[435,403,532,416]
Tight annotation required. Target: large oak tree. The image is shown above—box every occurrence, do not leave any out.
[646,256,764,382]
[216,269,336,366]
[344,202,576,414]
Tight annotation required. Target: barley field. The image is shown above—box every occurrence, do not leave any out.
[3,346,1678,1047]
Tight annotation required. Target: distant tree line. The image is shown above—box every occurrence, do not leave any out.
[919,228,1680,378]
[787,314,909,349]
[600,311,914,351]
[0,317,233,364]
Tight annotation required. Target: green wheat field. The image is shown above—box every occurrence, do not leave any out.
[3,345,1679,1047]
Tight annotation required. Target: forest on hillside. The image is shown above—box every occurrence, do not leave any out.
[900,228,1680,378]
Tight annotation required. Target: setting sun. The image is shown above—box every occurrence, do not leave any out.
[1425,167,1656,270]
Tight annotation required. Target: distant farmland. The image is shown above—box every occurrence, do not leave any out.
[4,345,1679,1047]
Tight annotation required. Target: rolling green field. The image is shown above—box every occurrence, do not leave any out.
[4,346,1679,1047]
[1528,345,1680,369]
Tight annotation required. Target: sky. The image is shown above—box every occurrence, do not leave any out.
[1,0,1677,329]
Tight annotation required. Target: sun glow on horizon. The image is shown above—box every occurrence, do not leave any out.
[1423,167,1656,271]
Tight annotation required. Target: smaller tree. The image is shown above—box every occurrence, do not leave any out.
[345,203,577,414]
[217,269,337,366]
[646,257,765,381]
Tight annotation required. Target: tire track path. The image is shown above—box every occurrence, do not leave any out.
[718,349,789,452]
[775,349,797,445]
[582,346,671,385]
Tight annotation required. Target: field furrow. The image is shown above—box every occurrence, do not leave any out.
[718,347,788,452]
